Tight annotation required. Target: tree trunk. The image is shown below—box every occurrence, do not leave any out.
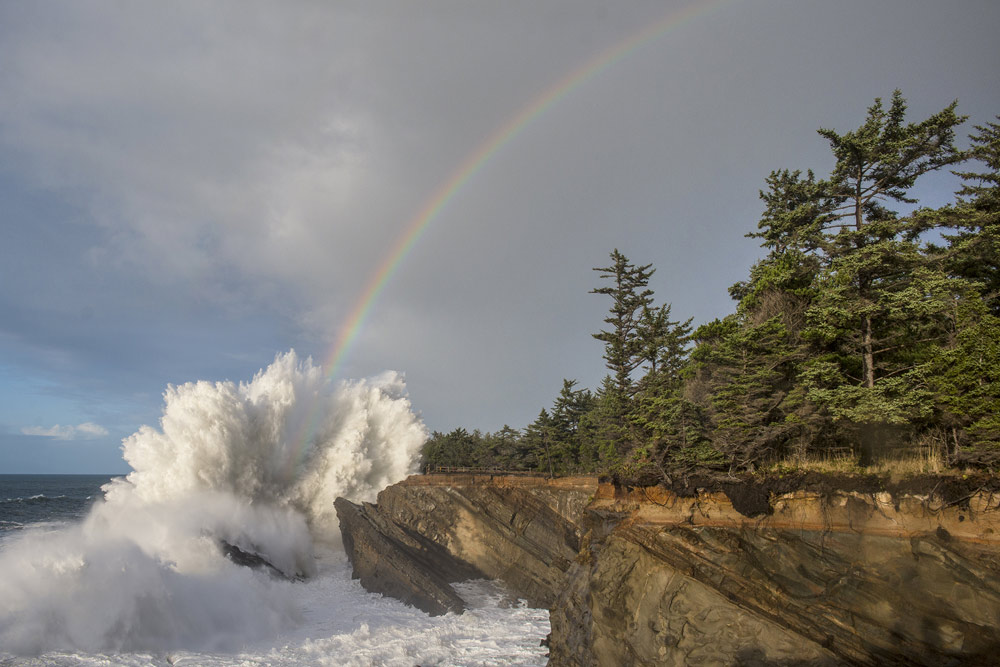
[855,169,864,231]
[542,438,554,479]
[862,314,875,388]
[854,180,875,389]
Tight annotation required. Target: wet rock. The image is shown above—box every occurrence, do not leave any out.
[220,541,292,579]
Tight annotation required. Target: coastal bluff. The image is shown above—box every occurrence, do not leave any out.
[335,473,1000,666]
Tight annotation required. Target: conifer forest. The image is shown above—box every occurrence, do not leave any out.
[423,92,1000,479]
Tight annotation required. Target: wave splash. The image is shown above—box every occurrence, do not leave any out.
[0,351,427,655]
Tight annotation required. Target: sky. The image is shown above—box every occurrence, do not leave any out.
[1,1,999,473]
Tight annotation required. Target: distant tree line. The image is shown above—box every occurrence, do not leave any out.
[423,91,1000,478]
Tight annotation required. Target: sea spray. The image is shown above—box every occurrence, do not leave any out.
[0,350,428,655]
[113,351,426,534]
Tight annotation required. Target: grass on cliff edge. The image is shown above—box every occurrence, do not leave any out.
[646,468,1000,519]
[609,440,998,519]
[764,448,950,480]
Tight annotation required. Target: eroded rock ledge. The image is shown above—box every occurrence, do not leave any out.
[336,475,595,614]
[336,474,1000,666]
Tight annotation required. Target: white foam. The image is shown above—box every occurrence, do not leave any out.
[0,557,549,665]
[2,351,524,659]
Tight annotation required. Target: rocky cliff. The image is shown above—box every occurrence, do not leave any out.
[335,474,1000,666]
[336,475,596,614]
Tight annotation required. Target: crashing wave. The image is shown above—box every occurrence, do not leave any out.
[0,351,427,653]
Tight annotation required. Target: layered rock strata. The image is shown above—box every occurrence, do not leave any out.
[334,496,484,615]
[337,475,596,613]
[336,474,1000,666]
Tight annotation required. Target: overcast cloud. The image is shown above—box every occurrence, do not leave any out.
[1,1,999,472]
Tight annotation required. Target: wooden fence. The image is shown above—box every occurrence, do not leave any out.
[423,465,544,476]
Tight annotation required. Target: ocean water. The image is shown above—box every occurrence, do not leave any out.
[0,475,112,536]
[0,352,549,666]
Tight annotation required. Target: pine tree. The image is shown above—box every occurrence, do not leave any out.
[523,409,556,478]
[934,119,1000,311]
[485,425,522,469]
[591,250,655,398]
[813,90,966,389]
[688,315,807,469]
[754,92,977,431]
[629,304,706,476]
[421,428,480,468]
[637,304,692,381]
[707,91,979,466]
[549,379,596,472]
[749,168,833,255]
[927,311,1000,468]
[590,250,657,461]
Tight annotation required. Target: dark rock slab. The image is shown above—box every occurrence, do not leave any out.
[220,541,294,580]
[372,483,587,608]
[335,497,483,616]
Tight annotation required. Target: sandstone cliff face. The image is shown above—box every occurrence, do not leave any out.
[336,475,1000,666]
[337,475,596,611]
[334,496,483,615]
[552,485,1000,666]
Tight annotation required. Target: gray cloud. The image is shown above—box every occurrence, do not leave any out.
[0,0,998,466]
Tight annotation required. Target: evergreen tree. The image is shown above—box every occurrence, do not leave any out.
[580,375,631,468]
[422,428,480,468]
[710,91,977,465]
[688,316,809,469]
[629,305,705,476]
[424,95,1000,475]
[589,250,657,461]
[926,310,1000,468]
[591,250,655,398]
[523,409,556,477]
[749,168,833,255]
[486,425,523,469]
[801,252,979,425]
[934,119,1000,312]
[745,92,974,432]
[549,379,596,472]
[813,90,966,389]
[637,304,692,381]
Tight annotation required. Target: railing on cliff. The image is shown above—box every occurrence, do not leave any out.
[423,465,548,477]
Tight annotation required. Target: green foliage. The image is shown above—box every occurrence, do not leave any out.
[751,169,832,254]
[422,425,537,471]
[927,312,1000,468]
[591,250,655,399]
[932,118,1000,312]
[549,380,598,472]
[802,254,978,423]
[691,316,807,468]
[730,250,818,323]
[808,91,965,386]
[522,410,555,477]
[422,91,999,478]
[579,376,630,469]
[819,90,964,229]
[637,304,692,381]
[421,428,481,468]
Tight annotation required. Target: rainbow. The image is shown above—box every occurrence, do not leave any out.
[285,0,728,477]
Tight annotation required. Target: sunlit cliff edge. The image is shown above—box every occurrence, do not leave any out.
[335,474,1000,666]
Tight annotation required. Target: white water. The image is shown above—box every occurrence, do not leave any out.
[0,351,548,665]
